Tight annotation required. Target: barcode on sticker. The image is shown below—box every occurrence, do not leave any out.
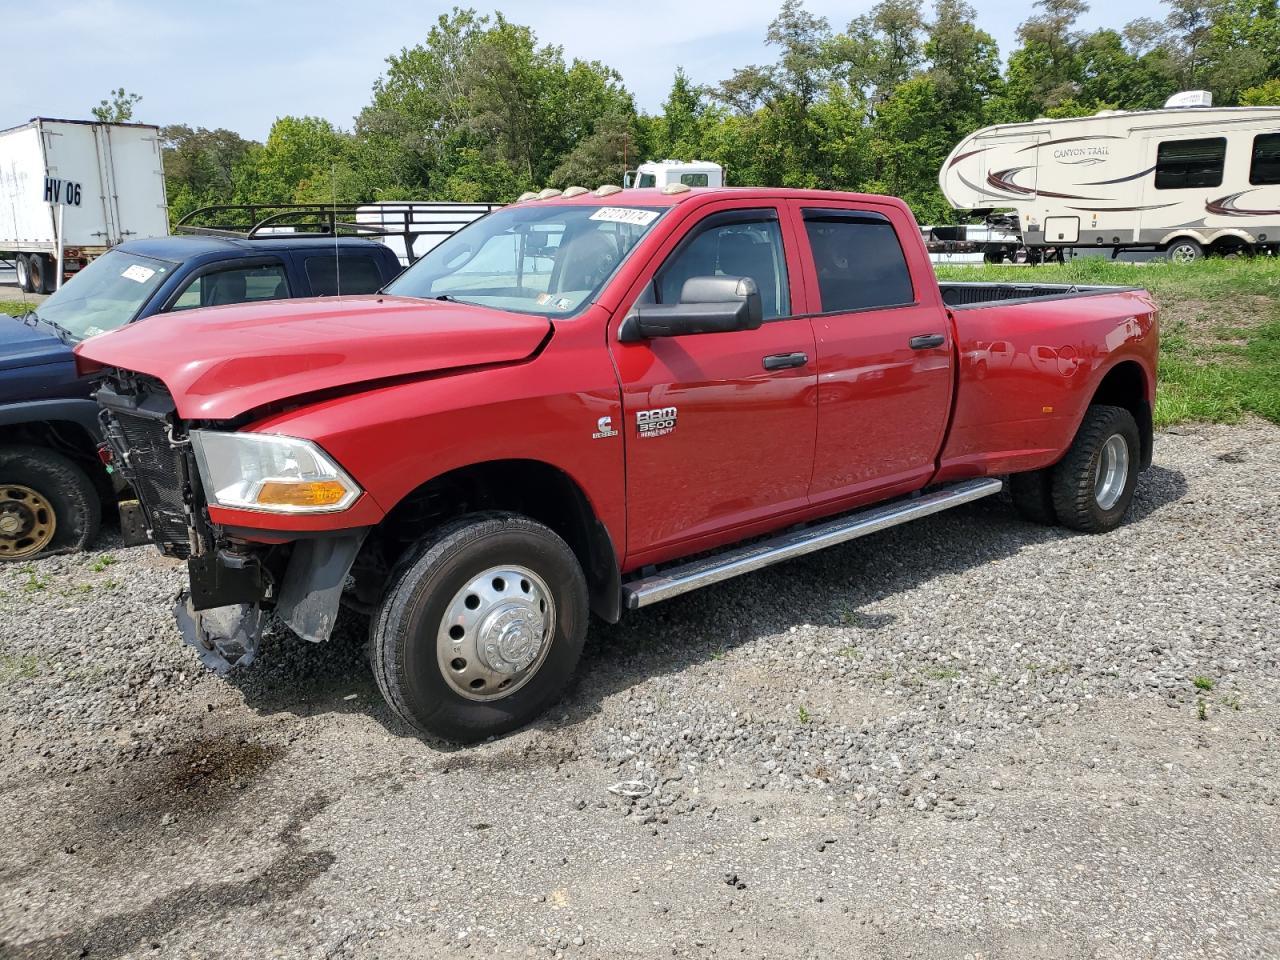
[589,207,659,226]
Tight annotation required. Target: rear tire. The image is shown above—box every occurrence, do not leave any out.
[1009,469,1057,525]
[1049,405,1140,533]
[0,446,101,560]
[372,512,589,743]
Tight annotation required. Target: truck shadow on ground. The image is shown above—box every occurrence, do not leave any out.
[226,465,1187,747]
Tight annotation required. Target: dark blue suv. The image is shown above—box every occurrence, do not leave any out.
[1,234,401,560]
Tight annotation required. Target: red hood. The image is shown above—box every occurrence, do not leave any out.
[75,295,551,420]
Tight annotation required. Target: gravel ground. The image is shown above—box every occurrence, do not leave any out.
[2,421,1278,960]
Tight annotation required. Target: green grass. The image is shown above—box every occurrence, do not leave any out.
[935,258,1280,426]
[1193,675,1216,691]
[0,300,36,317]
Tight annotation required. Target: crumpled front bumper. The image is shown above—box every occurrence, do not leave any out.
[174,531,368,673]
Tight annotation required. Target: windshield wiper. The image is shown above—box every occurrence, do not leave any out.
[27,312,77,344]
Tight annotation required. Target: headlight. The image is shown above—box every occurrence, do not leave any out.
[190,430,361,514]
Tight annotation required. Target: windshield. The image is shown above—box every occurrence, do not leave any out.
[385,204,664,316]
[36,250,176,340]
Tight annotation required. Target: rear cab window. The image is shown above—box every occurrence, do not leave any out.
[304,255,387,296]
[801,209,914,312]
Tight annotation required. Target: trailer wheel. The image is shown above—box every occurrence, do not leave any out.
[27,254,53,294]
[14,255,32,293]
[372,512,589,742]
[0,446,101,560]
[983,249,1004,264]
[1165,239,1203,264]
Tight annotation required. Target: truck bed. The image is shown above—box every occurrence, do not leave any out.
[938,281,1138,309]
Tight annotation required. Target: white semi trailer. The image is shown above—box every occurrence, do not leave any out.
[0,118,169,292]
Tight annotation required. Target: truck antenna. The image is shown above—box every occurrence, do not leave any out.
[332,163,341,299]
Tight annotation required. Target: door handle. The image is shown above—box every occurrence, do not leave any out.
[762,352,809,371]
[909,334,946,350]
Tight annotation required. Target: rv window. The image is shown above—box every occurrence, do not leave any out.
[637,173,657,188]
[1250,133,1280,186]
[680,173,710,187]
[1154,137,1226,189]
[801,210,914,313]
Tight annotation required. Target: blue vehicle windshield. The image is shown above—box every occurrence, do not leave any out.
[34,250,176,341]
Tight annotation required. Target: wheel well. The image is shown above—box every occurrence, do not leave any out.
[1091,361,1152,469]
[355,460,622,623]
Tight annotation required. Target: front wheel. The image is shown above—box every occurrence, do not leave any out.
[0,446,102,560]
[1050,405,1140,533]
[372,513,589,742]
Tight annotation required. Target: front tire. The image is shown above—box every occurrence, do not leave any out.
[1049,405,1140,533]
[372,513,588,742]
[0,446,102,560]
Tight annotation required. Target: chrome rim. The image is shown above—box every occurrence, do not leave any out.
[1093,434,1130,510]
[436,564,555,701]
[0,484,57,559]
[1170,243,1198,263]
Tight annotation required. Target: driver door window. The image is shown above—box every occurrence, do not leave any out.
[653,214,790,320]
[170,264,290,311]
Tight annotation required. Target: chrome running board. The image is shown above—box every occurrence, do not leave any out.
[621,478,1003,609]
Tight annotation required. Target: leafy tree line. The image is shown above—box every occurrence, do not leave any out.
[149,0,1280,226]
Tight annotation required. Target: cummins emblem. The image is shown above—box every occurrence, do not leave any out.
[592,416,618,440]
[636,406,677,438]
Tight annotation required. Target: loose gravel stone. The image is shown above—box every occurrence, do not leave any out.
[0,421,1277,960]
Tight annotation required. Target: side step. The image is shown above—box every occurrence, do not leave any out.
[621,478,1003,609]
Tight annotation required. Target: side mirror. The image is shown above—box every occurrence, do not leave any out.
[621,276,764,341]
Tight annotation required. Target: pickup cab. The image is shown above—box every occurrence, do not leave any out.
[0,235,400,560]
[77,187,1158,741]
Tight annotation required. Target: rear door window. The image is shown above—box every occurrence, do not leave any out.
[1155,137,1226,189]
[170,263,290,311]
[304,254,387,296]
[802,210,914,312]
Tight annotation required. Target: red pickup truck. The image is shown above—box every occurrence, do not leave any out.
[78,187,1158,742]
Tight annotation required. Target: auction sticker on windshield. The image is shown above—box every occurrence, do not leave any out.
[121,264,157,284]
[589,207,659,226]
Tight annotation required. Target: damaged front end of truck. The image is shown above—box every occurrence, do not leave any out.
[96,370,367,673]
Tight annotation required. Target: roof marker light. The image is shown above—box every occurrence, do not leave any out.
[561,186,589,198]
[516,191,538,202]
[537,188,563,200]
[594,184,623,196]
[661,183,691,195]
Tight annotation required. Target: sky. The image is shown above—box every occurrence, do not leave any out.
[2,0,1170,141]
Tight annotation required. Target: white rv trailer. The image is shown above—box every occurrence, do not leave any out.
[940,97,1280,261]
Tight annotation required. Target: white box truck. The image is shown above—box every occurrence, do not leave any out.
[0,118,169,292]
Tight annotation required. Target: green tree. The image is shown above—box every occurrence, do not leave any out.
[92,88,142,123]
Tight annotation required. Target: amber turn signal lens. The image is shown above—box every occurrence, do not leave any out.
[254,480,350,508]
